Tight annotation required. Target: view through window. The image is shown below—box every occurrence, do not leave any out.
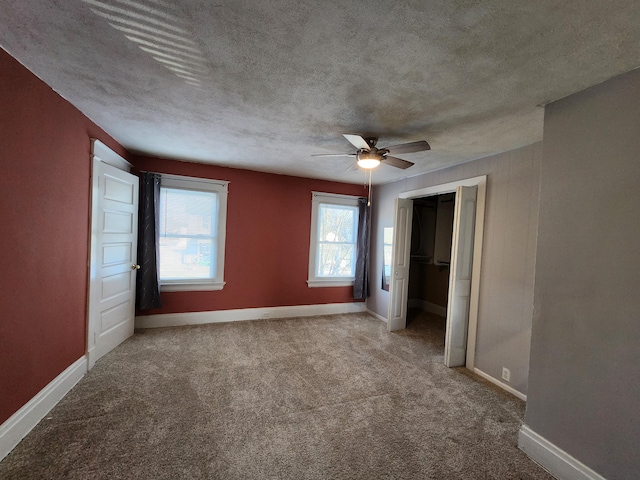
[159,188,218,280]
[316,203,358,277]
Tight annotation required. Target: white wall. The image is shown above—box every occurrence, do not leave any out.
[369,142,542,396]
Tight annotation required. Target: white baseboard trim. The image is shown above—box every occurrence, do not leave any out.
[407,299,447,317]
[135,302,367,329]
[518,425,607,480]
[0,356,87,462]
[473,367,527,401]
[366,308,388,323]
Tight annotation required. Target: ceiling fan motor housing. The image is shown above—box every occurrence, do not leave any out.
[357,149,383,169]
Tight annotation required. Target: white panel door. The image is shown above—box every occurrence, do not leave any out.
[87,158,139,368]
[444,186,477,367]
[387,198,413,331]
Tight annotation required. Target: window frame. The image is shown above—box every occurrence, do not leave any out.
[307,191,362,288]
[158,173,228,292]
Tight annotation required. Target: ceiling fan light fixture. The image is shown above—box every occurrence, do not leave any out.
[357,158,381,169]
[357,151,381,169]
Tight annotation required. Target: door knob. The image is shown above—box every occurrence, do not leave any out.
[132,264,141,270]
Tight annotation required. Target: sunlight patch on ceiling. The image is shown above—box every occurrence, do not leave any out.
[83,0,208,86]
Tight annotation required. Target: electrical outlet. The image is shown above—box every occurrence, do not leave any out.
[502,367,511,382]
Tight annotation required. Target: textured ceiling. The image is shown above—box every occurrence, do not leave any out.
[1,0,640,184]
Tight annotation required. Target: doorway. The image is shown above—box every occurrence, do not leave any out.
[406,194,455,354]
[408,193,455,317]
[387,176,487,370]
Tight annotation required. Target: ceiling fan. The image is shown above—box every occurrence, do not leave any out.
[312,134,431,170]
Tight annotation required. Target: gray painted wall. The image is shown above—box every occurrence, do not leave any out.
[369,142,542,395]
[525,69,640,478]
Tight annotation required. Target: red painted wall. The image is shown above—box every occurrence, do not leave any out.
[0,45,366,426]
[0,48,128,424]
[132,156,368,315]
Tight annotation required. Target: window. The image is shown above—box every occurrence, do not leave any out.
[308,192,361,287]
[158,174,228,291]
[382,227,393,291]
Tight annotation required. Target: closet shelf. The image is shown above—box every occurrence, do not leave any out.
[410,255,433,264]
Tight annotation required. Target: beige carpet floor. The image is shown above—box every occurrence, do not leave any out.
[0,311,553,479]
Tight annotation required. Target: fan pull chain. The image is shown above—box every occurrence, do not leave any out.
[367,169,372,206]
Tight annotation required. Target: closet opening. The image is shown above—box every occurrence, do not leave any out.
[387,176,486,369]
[406,194,455,352]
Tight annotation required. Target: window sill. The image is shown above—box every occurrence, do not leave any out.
[307,279,355,288]
[160,281,226,292]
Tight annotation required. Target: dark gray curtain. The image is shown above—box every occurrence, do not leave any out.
[136,172,162,310]
[353,197,370,300]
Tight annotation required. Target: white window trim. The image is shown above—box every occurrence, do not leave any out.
[307,191,363,288]
[159,173,228,292]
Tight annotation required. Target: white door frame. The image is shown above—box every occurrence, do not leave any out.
[395,175,487,371]
[91,139,133,172]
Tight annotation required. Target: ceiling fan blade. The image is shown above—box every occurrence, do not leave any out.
[383,155,414,169]
[346,162,359,172]
[311,153,357,157]
[343,134,371,151]
[383,140,431,155]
